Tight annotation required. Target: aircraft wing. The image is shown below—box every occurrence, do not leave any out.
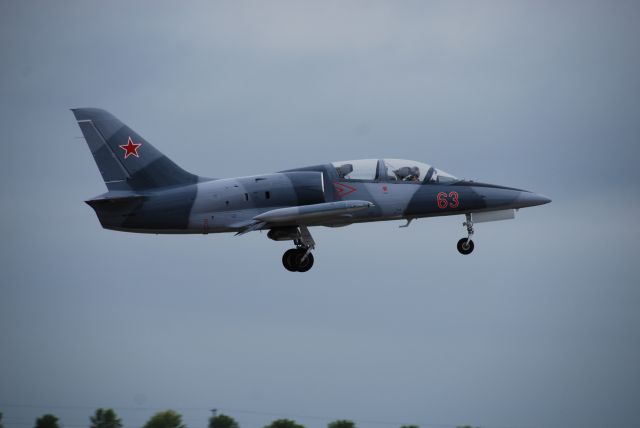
[236,200,374,235]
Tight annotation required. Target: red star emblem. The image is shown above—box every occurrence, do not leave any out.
[119,137,142,159]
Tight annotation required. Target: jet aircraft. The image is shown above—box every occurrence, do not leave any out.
[73,108,551,272]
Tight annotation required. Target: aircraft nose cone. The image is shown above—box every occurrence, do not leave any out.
[516,192,552,208]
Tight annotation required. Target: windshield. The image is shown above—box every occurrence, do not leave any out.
[331,159,458,184]
[383,159,459,184]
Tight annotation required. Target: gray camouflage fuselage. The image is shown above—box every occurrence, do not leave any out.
[73,108,550,270]
[88,168,549,235]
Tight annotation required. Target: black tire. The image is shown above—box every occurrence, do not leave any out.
[282,249,299,272]
[295,251,314,272]
[457,238,475,255]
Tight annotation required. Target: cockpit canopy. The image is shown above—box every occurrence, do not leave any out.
[332,159,458,184]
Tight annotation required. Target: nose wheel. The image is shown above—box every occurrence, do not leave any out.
[281,225,316,272]
[457,213,475,255]
[457,238,475,255]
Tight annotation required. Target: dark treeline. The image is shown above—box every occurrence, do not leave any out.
[4,408,477,428]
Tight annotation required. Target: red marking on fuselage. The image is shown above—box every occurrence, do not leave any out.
[437,191,460,209]
[383,186,388,193]
[119,136,142,159]
[437,191,448,209]
[333,182,357,198]
[449,191,460,208]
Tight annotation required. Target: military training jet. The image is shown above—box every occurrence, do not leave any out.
[73,108,551,272]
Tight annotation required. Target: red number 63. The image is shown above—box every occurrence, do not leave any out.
[437,191,459,209]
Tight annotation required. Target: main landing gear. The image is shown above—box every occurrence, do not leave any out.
[282,248,314,272]
[457,213,475,255]
[281,226,316,272]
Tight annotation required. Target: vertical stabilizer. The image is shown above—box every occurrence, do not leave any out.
[72,108,198,191]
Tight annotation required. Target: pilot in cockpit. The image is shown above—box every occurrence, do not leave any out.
[394,166,421,182]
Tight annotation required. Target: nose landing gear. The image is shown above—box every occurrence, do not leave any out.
[281,226,316,272]
[457,213,475,255]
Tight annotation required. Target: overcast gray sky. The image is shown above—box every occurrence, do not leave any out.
[1,1,639,428]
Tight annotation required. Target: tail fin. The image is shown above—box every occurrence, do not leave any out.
[72,108,198,191]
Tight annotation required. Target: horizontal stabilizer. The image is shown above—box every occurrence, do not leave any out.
[85,193,147,210]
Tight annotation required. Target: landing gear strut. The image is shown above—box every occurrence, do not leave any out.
[457,213,475,255]
[281,226,316,272]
